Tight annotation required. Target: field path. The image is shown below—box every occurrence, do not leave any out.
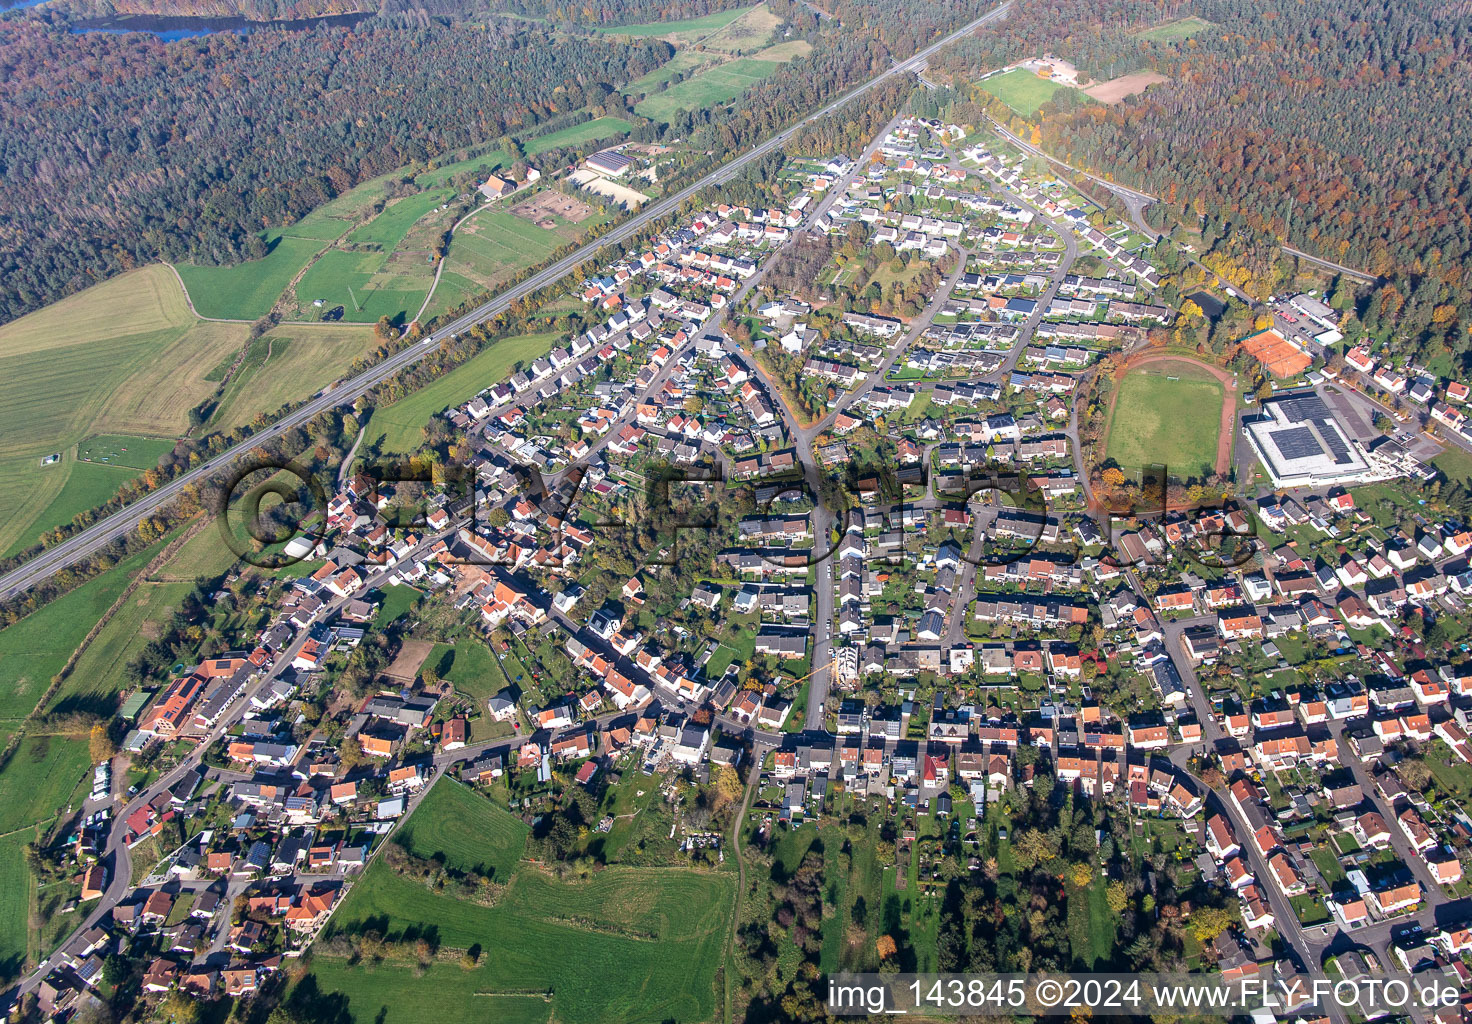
[1104,350,1236,478]
[416,183,539,325]
[337,425,365,490]
[724,772,758,1024]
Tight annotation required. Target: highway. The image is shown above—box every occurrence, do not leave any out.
[0,0,1012,604]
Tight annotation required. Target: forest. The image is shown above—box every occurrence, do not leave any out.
[934,0,1472,368]
[54,0,751,28]
[0,15,669,324]
[0,0,995,328]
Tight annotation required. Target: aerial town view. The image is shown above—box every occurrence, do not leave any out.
[2,0,1472,1022]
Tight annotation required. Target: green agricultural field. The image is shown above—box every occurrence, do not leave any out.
[0,736,91,964]
[598,5,750,40]
[0,266,248,556]
[0,837,31,980]
[980,67,1071,116]
[635,57,779,121]
[0,736,92,835]
[0,736,92,979]
[1105,361,1224,480]
[365,333,556,452]
[0,460,136,561]
[209,323,379,431]
[179,161,458,319]
[74,435,176,473]
[348,189,454,250]
[526,117,635,154]
[46,579,196,716]
[396,778,528,881]
[624,51,714,95]
[1135,15,1214,41]
[0,535,168,723]
[319,859,733,1024]
[294,249,433,326]
[293,962,553,1024]
[176,232,326,320]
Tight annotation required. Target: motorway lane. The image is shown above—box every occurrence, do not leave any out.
[0,0,1014,604]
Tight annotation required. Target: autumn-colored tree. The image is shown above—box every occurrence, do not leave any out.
[89,723,117,764]
[1188,905,1234,943]
[876,934,898,960]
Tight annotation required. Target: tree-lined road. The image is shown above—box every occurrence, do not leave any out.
[0,0,1013,604]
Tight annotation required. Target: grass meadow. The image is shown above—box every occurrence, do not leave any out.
[624,51,715,96]
[317,861,732,1024]
[635,57,780,121]
[444,201,609,295]
[0,530,169,723]
[347,189,453,250]
[1135,16,1214,41]
[598,5,749,40]
[302,772,733,1024]
[0,736,95,978]
[176,232,325,320]
[428,640,507,705]
[44,577,196,717]
[396,778,529,881]
[364,333,556,453]
[209,323,379,430]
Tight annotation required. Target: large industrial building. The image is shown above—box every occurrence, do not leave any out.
[1244,392,1373,488]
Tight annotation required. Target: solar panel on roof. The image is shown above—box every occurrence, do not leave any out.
[1319,426,1354,465]
[1275,393,1331,423]
[1272,426,1324,461]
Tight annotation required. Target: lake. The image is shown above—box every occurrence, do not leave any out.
[1188,290,1227,318]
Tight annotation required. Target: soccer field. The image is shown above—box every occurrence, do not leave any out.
[980,68,1071,115]
[1105,361,1225,480]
